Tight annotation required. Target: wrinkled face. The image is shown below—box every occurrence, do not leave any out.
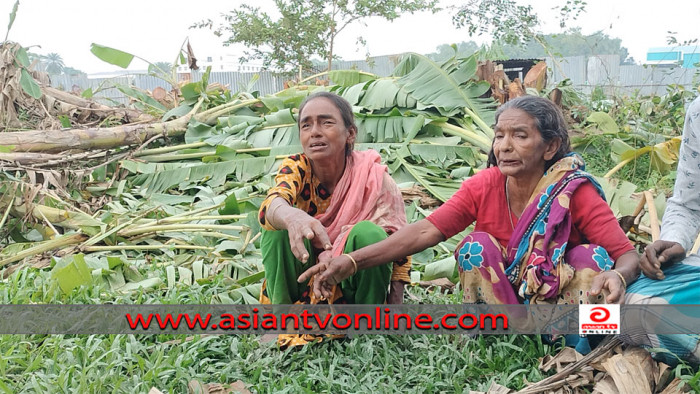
[493,108,558,178]
[298,97,356,163]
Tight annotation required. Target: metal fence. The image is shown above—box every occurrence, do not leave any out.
[50,54,699,106]
[331,54,403,77]
[50,71,286,106]
[546,54,698,96]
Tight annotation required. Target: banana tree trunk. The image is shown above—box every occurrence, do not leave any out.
[0,115,190,153]
[41,86,154,123]
[0,152,64,164]
[0,98,259,154]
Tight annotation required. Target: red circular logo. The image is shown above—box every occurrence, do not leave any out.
[590,307,610,322]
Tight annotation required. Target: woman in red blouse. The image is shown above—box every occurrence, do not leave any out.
[302,96,640,309]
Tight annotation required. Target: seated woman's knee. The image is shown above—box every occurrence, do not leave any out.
[349,221,387,248]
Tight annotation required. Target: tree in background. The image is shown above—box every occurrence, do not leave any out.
[451,0,588,68]
[26,52,85,76]
[425,29,631,65]
[43,52,65,75]
[61,66,86,77]
[426,41,480,62]
[501,29,630,63]
[153,62,173,73]
[194,0,439,73]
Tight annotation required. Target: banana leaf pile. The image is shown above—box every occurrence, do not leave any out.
[0,52,514,299]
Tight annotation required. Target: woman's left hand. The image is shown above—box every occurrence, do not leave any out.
[589,271,626,304]
[298,254,356,299]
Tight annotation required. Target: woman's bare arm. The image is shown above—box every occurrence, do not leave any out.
[298,219,446,298]
[267,197,331,263]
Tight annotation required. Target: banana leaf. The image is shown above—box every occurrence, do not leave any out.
[129,156,277,196]
[393,53,495,137]
[328,70,378,87]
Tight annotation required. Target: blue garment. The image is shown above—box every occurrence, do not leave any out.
[623,96,700,365]
[624,260,700,365]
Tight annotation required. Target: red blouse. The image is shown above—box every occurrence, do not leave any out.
[426,167,634,261]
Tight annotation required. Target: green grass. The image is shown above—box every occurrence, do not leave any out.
[0,331,555,393]
[2,267,700,393]
[0,266,557,393]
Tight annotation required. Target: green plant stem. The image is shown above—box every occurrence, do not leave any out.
[138,151,216,162]
[133,215,248,227]
[0,196,15,231]
[83,245,214,252]
[82,209,157,247]
[0,233,87,267]
[119,224,246,237]
[259,123,295,130]
[462,108,494,139]
[182,231,241,241]
[163,203,225,221]
[195,99,261,125]
[433,122,491,152]
[135,142,208,157]
[604,157,634,178]
[138,146,276,162]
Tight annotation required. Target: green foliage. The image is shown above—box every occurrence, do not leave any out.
[196,0,439,72]
[426,42,481,62]
[151,61,172,75]
[4,0,18,42]
[0,261,561,392]
[573,85,697,193]
[5,43,700,391]
[425,31,631,67]
[90,43,135,69]
[90,42,193,110]
[501,28,631,61]
[452,0,586,48]
[452,0,541,47]
[19,68,41,99]
[51,254,93,294]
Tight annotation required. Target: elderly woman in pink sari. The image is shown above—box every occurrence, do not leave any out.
[258,92,410,309]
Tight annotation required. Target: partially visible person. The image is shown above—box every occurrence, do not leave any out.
[258,91,410,313]
[301,95,640,351]
[623,95,700,365]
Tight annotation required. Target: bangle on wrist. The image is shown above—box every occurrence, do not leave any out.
[611,269,627,288]
[343,253,358,276]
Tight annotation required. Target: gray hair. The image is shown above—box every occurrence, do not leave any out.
[487,95,571,169]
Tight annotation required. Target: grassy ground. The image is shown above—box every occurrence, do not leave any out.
[0,333,555,393]
[0,266,556,393]
[2,266,700,393]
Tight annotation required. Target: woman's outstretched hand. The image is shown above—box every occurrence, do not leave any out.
[589,271,626,304]
[297,254,356,299]
[284,211,332,263]
[641,240,685,280]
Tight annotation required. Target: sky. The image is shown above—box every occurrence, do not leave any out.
[2,0,699,74]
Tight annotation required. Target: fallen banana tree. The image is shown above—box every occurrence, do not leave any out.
[0,98,261,154]
[0,50,669,304]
